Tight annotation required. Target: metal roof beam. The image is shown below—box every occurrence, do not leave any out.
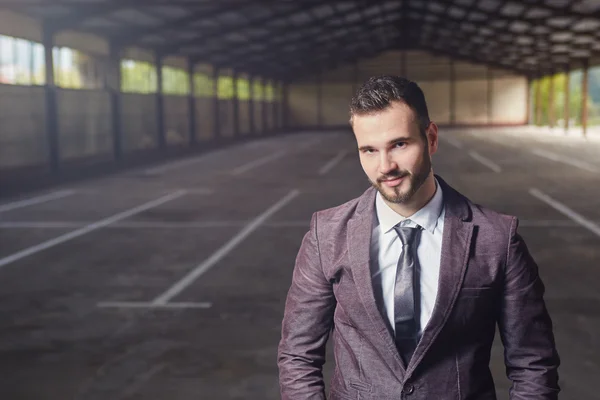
[193,1,382,62]
[44,1,124,32]
[163,0,322,58]
[111,3,247,47]
[216,3,392,68]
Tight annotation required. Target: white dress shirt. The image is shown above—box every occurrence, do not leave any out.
[370,178,445,338]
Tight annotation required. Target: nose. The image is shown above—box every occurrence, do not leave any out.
[379,152,397,174]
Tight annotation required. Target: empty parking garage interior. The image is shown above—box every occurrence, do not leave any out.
[1,0,600,399]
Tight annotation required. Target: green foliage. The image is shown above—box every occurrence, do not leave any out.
[162,66,190,95]
[217,75,234,99]
[264,81,274,102]
[532,70,597,127]
[193,73,213,97]
[236,78,250,100]
[252,79,264,101]
[121,60,157,93]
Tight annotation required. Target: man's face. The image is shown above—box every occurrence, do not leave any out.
[352,101,437,205]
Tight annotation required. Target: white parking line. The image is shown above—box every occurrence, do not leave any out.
[151,189,300,305]
[530,188,600,238]
[468,151,502,173]
[0,190,76,213]
[0,191,187,269]
[230,150,287,175]
[531,149,599,173]
[319,150,349,175]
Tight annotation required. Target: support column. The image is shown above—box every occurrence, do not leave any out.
[156,53,166,150]
[564,65,570,132]
[535,74,542,125]
[232,70,239,138]
[283,81,289,130]
[274,81,280,130]
[487,67,493,124]
[270,80,276,133]
[352,60,359,94]
[188,59,197,145]
[249,75,255,135]
[108,41,122,160]
[213,67,220,139]
[261,77,268,133]
[43,24,60,172]
[449,60,456,125]
[317,69,323,127]
[549,71,556,128]
[582,59,589,138]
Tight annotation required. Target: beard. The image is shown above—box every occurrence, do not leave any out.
[371,147,432,204]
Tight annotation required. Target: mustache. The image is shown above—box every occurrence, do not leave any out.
[377,170,410,183]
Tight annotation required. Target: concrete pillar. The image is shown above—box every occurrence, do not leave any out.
[317,70,323,127]
[582,60,589,137]
[283,81,289,129]
[535,75,542,125]
[232,70,239,138]
[564,65,570,132]
[249,75,255,135]
[449,60,456,125]
[549,71,555,128]
[213,67,220,139]
[262,77,268,133]
[43,23,59,172]
[487,67,493,124]
[188,59,196,145]
[156,53,165,149]
[352,60,359,94]
[108,41,122,160]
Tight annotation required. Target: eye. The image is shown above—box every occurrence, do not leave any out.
[393,142,407,148]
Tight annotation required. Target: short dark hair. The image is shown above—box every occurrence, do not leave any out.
[349,75,431,137]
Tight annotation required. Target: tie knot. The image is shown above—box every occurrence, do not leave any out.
[393,225,421,245]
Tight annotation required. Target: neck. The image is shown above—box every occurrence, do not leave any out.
[385,172,437,218]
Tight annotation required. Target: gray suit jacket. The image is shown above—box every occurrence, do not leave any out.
[278,175,560,400]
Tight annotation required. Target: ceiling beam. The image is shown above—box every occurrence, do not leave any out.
[165,0,322,58]
[191,1,383,62]
[44,0,124,32]
[217,3,395,68]
[110,3,247,47]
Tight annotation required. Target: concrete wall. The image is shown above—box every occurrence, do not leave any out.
[57,89,112,160]
[288,50,528,128]
[195,98,214,142]
[121,94,158,151]
[164,95,190,146]
[254,101,264,134]
[288,84,318,127]
[0,85,46,168]
[239,101,250,136]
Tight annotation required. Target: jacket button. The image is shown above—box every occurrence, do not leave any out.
[403,384,414,395]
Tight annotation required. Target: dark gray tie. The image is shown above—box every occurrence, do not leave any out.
[393,224,421,366]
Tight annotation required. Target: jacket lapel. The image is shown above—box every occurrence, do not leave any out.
[347,187,407,375]
[405,175,474,377]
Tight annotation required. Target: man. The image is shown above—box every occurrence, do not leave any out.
[277,76,560,399]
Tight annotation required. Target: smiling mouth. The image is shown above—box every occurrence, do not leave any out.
[379,176,406,187]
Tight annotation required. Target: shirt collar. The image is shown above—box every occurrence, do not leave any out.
[375,177,444,235]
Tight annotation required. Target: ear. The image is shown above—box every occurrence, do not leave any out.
[427,122,439,155]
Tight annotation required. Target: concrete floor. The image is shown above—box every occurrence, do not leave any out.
[0,128,599,399]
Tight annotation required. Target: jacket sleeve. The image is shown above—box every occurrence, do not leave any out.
[278,212,336,400]
[498,217,561,399]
